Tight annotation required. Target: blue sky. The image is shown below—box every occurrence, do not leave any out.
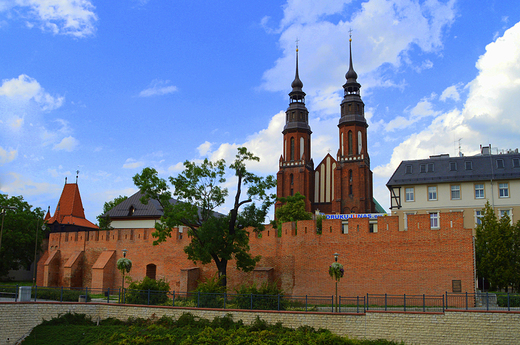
[2,0,520,223]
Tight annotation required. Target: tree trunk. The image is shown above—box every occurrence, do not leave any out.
[217,259,228,288]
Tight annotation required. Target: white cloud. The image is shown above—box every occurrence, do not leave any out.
[53,136,78,151]
[123,158,144,169]
[139,80,178,97]
[197,141,213,156]
[0,74,64,111]
[261,0,456,104]
[0,147,17,165]
[374,21,520,183]
[440,84,462,101]
[0,171,60,197]
[4,0,98,37]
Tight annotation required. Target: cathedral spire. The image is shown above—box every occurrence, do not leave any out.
[291,40,303,92]
[345,34,358,83]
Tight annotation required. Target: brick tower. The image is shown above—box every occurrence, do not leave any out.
[332,37,374,214]
[277,37,375,215]
[276,44,314,211]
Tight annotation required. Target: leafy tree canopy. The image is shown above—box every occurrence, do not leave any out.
[97,195,128,230]
[0,194,45,279]
[133,147,277,287]
[275,192,312,229]
[475,201,520,291]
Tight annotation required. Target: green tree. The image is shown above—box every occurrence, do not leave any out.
[274,192,312,232]
[0,194,45,279]
[97,195,128,230]
[133,147,277,287]
[475,202,516,291]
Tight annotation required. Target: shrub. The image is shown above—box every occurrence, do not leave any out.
[191,275,226,308]
[233,281,286,311]
[497,294,520,308]
[33,287,91,302]
[125,276,170,305]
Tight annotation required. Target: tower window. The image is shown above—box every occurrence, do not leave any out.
[348,131,353,155]
[290,174,294,185]
[290,138,295,161]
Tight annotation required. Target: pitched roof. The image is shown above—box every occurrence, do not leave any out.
[386,152,520,188]
[46,183,98,229]
[104,190,224,220]
[104,191,169,218]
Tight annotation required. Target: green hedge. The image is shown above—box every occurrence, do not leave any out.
[125,277,170,305]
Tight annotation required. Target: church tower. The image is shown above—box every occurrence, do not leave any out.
[276,44,314,211]
[332,36,375,214]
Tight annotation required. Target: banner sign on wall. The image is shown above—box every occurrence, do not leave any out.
[325,213,387,220]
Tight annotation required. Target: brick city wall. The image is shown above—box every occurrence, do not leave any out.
[1,302,520,345]
[36,212,475,297]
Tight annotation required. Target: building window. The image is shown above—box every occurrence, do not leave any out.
[475,184,484,199]
[348,131,353,155]
[499,209,513,224]
[465,161,473,170]
[369,220,378,233]
[430,212,440,229]
[496,159,504,169]
[475,210,484,226]
[290,138,295,161]
[427,163,434,172]
[420,164,426,173]
[146,264,157,280]
[428,186,437,201]
[513,158,520,168]
[290,174,294,185]
[342,222,348,234]
[451,185,461,200]
[405,187,414,202]
[449,162,457,171]
[452,280,462,293]
[499,183,509,198]
[405,165,412,174]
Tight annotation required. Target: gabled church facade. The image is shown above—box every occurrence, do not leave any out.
[276,39,375,215]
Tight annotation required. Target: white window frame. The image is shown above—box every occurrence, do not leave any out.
[499,183,509,198]
[450,185,461,200]
[405,187,415,202]
[499,209,513,225]
[404,212,416,230]
[430,212,440,229]
[475,210,484,226]
[475,184,484,199]
[428,186,437,201]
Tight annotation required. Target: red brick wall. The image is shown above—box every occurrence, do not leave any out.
[37,213,475,297]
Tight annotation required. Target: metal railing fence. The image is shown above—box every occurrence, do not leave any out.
[2,285,520,313]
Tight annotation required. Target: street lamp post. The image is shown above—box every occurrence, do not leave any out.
[334,253,339,312]
[121,248,128,290]
[0,206,17,254]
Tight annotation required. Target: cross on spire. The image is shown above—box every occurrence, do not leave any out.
[296,38,299,52]
[349,28,353,41]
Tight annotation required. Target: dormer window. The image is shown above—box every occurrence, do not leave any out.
[420,164,426,173]
[427,163,434,172]
[513,158,520,168]
[128,206,135,216]
[496,159,504,169]
[465,161,473,170]
[405,165,412,174]
[449,162,457,171]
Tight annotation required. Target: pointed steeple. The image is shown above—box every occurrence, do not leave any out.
[345,37,358,82]
[291,43,303,92]
[284,42,311,133]
[339,33,366,126]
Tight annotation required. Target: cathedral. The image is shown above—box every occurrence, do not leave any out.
[276,39,376,215]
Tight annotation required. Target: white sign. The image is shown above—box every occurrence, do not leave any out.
[325,213,387,220]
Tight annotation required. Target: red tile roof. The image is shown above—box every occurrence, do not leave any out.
[47,183,98,230]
